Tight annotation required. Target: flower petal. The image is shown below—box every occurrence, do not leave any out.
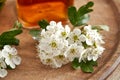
[9,47,17,55]
[73,28,81,35]
[50,21,56,26]
[9,62,16,69]
[0,69,7,78]
[12,56,21,65]
[3,45,11,52]
[1,49,9,58]
[5,58,12,66]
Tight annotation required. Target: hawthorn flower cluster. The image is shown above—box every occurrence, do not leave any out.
[0,45,21,78]
[36,21,106,68]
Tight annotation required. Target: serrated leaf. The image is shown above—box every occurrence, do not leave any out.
[72,58,98,73]
[80,61,94,73]
[0,29,22,48]
[38,20,49,30]
[72,58,80,69]
[75,14,90,26]
[0,37,19,45]
[0,29,22,38]
[89,60,98,66]
[68,1,94,27]
[0,37,19,49]
[68,6,77,26]
[0,21,22,49]
[86,1,94,7]
[77,1,94,17]
[80,60,97,73]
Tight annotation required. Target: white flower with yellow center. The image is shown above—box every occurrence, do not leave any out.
[54,54,69,67]
[68,28,85,45]
[40,58,54,67]
[39,36,66,57]
[1,45,21,69]
[65,44,84,61]
[41,21,57,38]
[58,25,70,39]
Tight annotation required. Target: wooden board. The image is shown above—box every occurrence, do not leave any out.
[0,0,120,80]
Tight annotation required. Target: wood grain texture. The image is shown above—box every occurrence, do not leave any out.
[0,0,120,80]
[106,0,120,80]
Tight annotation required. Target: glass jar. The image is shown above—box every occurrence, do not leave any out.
[16,0,74,29]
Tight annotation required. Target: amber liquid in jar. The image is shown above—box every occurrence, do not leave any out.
[17,0,74,29]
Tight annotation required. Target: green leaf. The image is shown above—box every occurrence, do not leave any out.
[38,20,49,30]
[72,58,97,73]
[72,58,80,69]
[68,6,77,26]
[0,37,19,46]
[89,60,98,66]
[68,1,94,27]
[86,1,94,7]
[80,61,94,73]
[0,29,22,38]
[0,21,23,49]
[77,1,94,17]
[80,60,97,73]
[0,37,19,49]
[29,29,40,37]
[75,14,90,26]
[0,35,20,49]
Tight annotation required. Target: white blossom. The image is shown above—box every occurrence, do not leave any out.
[37,21,70,68]
[39,36,67,57]
[79,46,105,62]
[65,44,84,61]
[57,25,70,39]
[87,46,105,61]
[36,21,106,68]
[68,28,85,45]
[83,25,105,46]
[1,45,21,69]
[40,54,69,68]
